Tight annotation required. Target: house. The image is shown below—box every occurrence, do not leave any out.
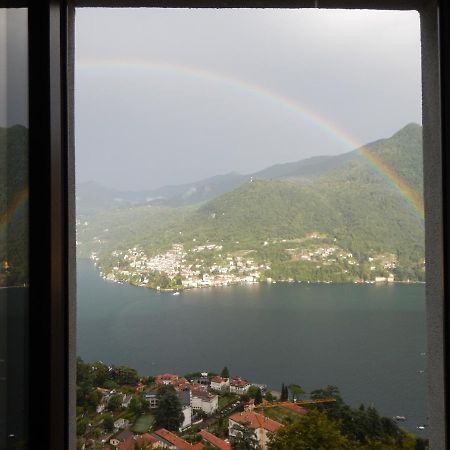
[116,433,159,450]
[122,394,133,408]
[155,373,189,388]
[144,389,160,409]
[228,411,283,450]
[229,377,251,395]
[152,428,204,450]
[96,389,112,413]
[155,373,181,385]
[109,430,134,447]
[180,405,192,431]
[178,386,193,430]
[210,376,229,392]
[192,373,210,387]
[114,418,130,430]
[191,387,218,415]
[198,430,231,450]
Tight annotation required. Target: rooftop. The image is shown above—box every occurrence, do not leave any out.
[229,411,283,433]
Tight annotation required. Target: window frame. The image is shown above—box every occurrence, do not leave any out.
[17,1,450,448]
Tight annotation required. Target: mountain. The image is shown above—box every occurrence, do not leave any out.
[78,123,425,283]
[77,123,422,214]
[76,172,246,214]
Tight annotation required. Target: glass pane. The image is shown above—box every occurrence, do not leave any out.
[75,9,427,449]
[0,8,29,450]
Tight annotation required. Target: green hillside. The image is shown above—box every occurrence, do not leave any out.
[79,123,425,284]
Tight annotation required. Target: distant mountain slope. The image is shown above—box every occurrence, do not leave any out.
[77,123,422,214]
[76,172,246,214]
[80,123,424,282]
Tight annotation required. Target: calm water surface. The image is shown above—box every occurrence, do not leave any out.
[77,259,427,433]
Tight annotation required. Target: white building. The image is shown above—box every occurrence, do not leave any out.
[113,418,130,430]
[229,411,282,450]
[229,378,251,395]
[210,376,230,392]
[191,389,218,415]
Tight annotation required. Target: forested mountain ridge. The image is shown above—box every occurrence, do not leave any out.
[77,123,425,284]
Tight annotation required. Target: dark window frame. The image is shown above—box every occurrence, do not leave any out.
[5,0,446,448]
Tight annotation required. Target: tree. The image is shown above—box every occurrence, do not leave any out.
[154,386,184,431]
[265,391,276,403]
[248,386,263,405]
[103,414,114,432]
[231,422,261,450]
[91,361,111,387]
[108,394,122,412]
[87,389,102,410]
[130,395,143,415]
[76,419,89,436]
[288,384,305,401]
[280,383,288,401]
[221,366,230,378]
[112,366,139,385]
[254,388,263,405]
[268,409,357,450]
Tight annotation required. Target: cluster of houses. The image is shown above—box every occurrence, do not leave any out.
[104,408,297,450]
[105,408,287,450]
[92,232,405,290]
[142,373,261,430]
[96,244,263,289]
[86,371,296,450]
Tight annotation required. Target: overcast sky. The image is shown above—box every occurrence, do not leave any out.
[0,9,28,128]
[75,8,421,191]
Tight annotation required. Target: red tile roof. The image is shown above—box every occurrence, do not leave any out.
[211,376,226,384]
[279,402,308,415]
[155,373,180,382]
[230,377,248,387]
[153,428,204,450]
[199,430,231,450]
[229,411,283,433]
[117,433,156,450]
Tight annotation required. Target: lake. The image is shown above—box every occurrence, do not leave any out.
[77,259,427,433]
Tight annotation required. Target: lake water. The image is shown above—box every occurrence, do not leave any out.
[77,259,427,433]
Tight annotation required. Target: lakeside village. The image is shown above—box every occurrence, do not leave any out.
[77,362,428,450]
[89,233,410,292]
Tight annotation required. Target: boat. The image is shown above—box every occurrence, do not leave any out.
[393,416,407,422]
[172,291,180,296]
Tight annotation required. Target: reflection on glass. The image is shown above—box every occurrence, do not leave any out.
[0,8,29,449]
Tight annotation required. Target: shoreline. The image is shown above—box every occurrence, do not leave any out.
[92,264,425,292]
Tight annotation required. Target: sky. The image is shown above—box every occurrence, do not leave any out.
[0,9,28,128]
[75,8,421,191]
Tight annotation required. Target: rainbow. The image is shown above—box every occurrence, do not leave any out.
[0,186,28,236]
[78,57,424,222]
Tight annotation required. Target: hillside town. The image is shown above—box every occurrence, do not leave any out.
[76,361,428,450]
[93,243,263,290]
[88,231,408,291]
[77,363,301,450]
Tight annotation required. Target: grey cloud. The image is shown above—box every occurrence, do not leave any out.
[75,8,421,190]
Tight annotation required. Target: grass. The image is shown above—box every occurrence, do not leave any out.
[218,393,239,409]
[257,406,303,425]
[132,414,155,433]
